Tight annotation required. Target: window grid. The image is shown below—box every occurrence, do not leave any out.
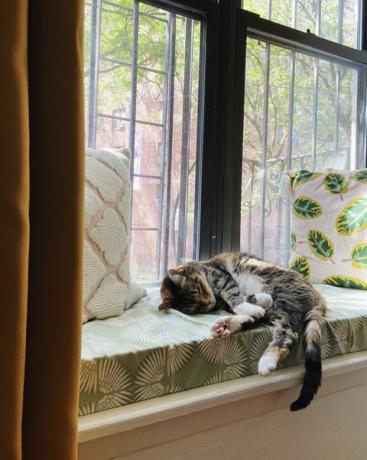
[242,0,363,49]
[238,7,367,265]
[86,0,201,281]
[85,0,367,273]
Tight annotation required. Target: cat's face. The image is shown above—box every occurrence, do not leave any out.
[159,264,216,314]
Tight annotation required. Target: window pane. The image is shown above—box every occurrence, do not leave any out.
[85,1,202,282]
[240,37,364,265]
[242,0,361,48]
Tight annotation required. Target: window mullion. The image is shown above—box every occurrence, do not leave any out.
[161,13,176,276]
[260,42,271,259]
[214,0,243,255]
[311,59,319,170]
[88,0,102,149]
[177,18,193,264]
[128,0,140,181]
[284,50,296,264]
[156,11,171,278]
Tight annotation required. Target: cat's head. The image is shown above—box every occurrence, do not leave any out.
[159,263,216,314]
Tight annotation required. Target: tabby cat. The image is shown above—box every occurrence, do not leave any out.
[159,252,326,411]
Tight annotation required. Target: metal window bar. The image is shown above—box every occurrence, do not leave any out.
[156,11,173,279]
[242,0,367,264]
[129,0,139,181]
[177,18,193,264]
[334,0,344,167]
[260,41,271,259]
[311,59,320,169]
[311,0,321,169]
[259,0,272,260]
[160,13,176,277]
[98,112,164,128]
[192,21,206,261]
[103,0,132,13]
[284,0,297,265]
[267,0,272,20]
[88,0,102,148]
[103,0,168,23]
[87,0,201,280]
[101,57,167,76]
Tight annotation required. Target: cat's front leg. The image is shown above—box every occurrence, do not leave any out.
[233,301,266,319]
[245,293,273,308]
[211,313,261,338]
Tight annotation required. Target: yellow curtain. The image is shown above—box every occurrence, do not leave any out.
[0,1,84,459]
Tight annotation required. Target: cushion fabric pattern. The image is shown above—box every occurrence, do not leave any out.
[289,169,367,289]
[79,285,367,416]
[83,148,145,322]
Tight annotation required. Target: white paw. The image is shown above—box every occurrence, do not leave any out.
[211,315,252,338]
[234,302,265,319]
[258,354,278,376]
[253,293,273,308]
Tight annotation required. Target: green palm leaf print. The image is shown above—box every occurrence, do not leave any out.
[351,169,367,184]
[290,256,311,280]
[351,243,367,269]
[323,172,348,199]
[293,196,322,219]
[307,229,334,262]
[336,196,367,236]
[291,170,322,187]
[323,275,367,290]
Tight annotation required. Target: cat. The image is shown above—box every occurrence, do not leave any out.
[158,251,326,411]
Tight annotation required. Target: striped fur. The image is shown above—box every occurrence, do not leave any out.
[159,252,326,411]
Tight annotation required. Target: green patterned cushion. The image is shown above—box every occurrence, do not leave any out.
[79,285,367,416]
[289,169,367,289]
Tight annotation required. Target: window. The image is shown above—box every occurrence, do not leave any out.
[85,0,367,275]
[238,4,367,265]
[111,109,126,130]
[242,0,362,48]
[85,0,204,282]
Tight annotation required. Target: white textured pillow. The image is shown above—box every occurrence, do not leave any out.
[289,169,367,289]
[83,148,145,322]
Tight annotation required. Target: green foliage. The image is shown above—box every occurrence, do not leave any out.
[290,231,297,251]
[351,169,367,184]
[292,170,322,187]
[307,229,334,261]
[84,3,201,119]
[323,276,367,290]
[336,197,367,236]
[323,172,348,197]
[290,256,311,280]
[351,243,367,269]
[293,196,322,219]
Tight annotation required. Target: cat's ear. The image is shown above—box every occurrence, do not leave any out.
[168,267,185,285]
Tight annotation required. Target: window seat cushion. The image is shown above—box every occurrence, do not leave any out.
[79,285,367,416]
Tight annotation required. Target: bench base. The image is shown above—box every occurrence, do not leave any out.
[79,351,367,460]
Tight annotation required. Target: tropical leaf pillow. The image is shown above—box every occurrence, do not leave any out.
[289,169,367,290]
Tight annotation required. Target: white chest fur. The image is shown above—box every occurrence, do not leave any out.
[232,272,264,296]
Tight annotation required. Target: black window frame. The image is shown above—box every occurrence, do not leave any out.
[219,1,367,257]
[86,0,367,265]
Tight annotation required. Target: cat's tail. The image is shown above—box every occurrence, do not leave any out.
[290,307,324,411]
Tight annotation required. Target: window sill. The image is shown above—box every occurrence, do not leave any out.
[78,350,367,443]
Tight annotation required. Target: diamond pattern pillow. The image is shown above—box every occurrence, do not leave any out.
[83,148,145,323]
[289,169,367,289]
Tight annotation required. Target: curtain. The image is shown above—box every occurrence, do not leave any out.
[0,1,84,459]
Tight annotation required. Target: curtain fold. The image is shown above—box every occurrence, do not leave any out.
[0,1,84,459]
